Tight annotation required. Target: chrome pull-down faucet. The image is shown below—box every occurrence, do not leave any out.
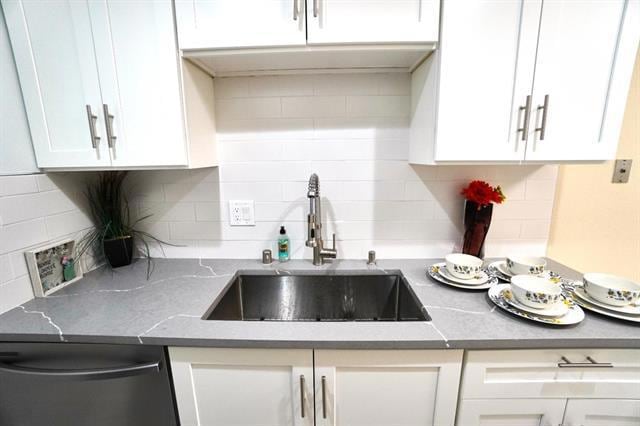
[305,173,337,265]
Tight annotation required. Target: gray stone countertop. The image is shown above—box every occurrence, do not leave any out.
[0,258,637,349]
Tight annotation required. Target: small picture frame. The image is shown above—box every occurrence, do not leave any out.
[25,239,83,297]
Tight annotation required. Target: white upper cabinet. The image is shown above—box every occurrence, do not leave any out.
[410,0,640,164]
[525,0,636,162]
[2,0,217,170]
[306,0,439,45]
[424,0,542,162]
[175,0,307,50]
[89,1,188,167]
[2,0,110,168]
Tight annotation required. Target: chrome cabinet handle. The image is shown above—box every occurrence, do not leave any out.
[313,0,319,18]
[293,0,298,20]
[0,360,160,380]
[321,375,327,419]
[557,355,613,368]
[299,374,306,418]
[517,95,532,142]
[535,94,549,140]
[85,105,100,149]
[103,104,116,149]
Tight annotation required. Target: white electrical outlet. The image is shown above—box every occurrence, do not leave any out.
[228,200,255,226]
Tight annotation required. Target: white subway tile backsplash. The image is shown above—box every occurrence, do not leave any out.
[195,202,224,222]
[0,254,13,284]
[45,211,92,241]
[248,75,313,97]
[313,73,379,96]
[0,174,99,312]
[281,96,346,118]
[220,161,310,182]
[346,95,410,117]
[0,218,48,254]
[140,201,197,222]
[0,190,76,225]
[0,175,38,197]
[216,97,282,120]
[128,73,558,260]
[0,275,34,315]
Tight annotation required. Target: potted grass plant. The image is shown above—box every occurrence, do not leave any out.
[76,171,166,277]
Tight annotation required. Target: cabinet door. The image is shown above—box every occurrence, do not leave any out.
[525,0,638,161]
[433,0,542,162]
[314,349,463,426]
[306,0,439,44]
[1,0,110,168]
[563,399,640,426]
[169,347,314,426]
[89,0,188,167]
[175,0,306,50]
[456,399,567,426]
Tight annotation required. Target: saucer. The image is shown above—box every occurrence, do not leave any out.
[573,286,640,316]
[488,260,575,287]
[438,265,490,285]
[502,284,570,317]
[489,284,584,325]
[428,263,497,290]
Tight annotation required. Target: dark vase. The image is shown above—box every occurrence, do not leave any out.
[103,236,134,268]
[462,201,493,258]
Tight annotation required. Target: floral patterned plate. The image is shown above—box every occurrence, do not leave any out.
[437,264,491,285]
[502,285,570,317]
[428,263,497,290]
[489,284,584,325]
[573,287,640,316]
[487,260,575,287]
[570,293,640,323]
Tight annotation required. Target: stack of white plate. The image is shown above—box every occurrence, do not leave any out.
[427,262,498,290]
[488,283,584,325]
[570,273,640,323]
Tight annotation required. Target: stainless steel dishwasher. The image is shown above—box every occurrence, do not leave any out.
[0,343,178,426]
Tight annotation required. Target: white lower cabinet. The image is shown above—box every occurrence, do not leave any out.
[455,398,567,426]
[314,350,463,426]
[456,349,640,426]
[563,399,640,426]
[169,348,463,426]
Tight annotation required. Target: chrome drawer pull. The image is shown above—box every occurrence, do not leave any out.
[103,104,117,149]
[558,355,613,368]
[299,374,305,418]
[517,95,532,142]
[535,94,549,140]
[321,375,327,418]
[85,105,100,149]
[293,0,299,20]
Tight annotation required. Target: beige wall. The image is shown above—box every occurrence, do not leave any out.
[547,50,640,281]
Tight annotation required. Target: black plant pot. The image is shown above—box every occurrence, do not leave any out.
[462,201,493,259]
[103,236,134,268]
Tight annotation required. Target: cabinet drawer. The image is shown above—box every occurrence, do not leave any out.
[461,349,640,399]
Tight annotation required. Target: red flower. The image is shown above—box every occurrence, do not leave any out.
[461,180,506,207]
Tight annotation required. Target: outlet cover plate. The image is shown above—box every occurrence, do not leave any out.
[229,200,255,226]
[612,159,632,183]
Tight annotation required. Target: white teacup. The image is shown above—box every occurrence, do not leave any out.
[445,253,483,280]
[583,273,640,307]
[506,256,546,276]
[510,275,562,309]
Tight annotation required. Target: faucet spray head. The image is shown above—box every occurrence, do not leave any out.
[307,173,319,198]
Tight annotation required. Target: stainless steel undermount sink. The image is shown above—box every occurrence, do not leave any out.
[203,271,430,322]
